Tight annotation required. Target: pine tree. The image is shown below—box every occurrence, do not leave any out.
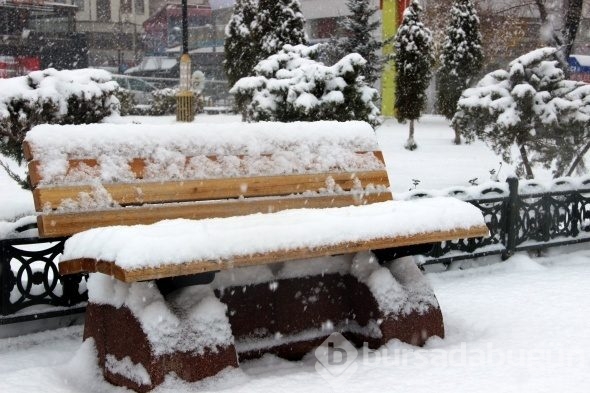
[224,0,259,88]
[393,0,434,150]
[436,0,483,144]
[255,0,307,59]
[225,0,307,117]
[338,0,383,85]
[230,44,381,128]
[453,47,590,179]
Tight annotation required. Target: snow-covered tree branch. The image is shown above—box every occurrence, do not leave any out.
[453,47,590,179]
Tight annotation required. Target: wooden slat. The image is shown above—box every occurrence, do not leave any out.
[373,150,385,164]
[28,157,150,188]
[37,192,393,238]
[58,225,490,282]
[26,151,386,187]
[22,141,33,162]
[28,161,42,188]
[33,170,391,211]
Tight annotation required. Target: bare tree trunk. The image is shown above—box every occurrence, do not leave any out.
[519,144,535,179]
[566,140,590,176]
[562,0,583,58]
[453,127,461,145]
[534,0,566,69]
[405,119,417,150]
[534,0,583,75]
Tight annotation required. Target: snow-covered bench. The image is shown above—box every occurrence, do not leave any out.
[24,121,487,281]
[24,121,488,392]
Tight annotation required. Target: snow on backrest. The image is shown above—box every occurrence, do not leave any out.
[25,121,384,185]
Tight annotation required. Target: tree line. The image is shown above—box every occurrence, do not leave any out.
[224,0,588,179]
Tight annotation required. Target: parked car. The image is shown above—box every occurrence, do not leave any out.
[112,75,157,105]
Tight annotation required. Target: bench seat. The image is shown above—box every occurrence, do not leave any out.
[59,198,488,282]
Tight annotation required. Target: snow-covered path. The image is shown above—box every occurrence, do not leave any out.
[1,249,589,393]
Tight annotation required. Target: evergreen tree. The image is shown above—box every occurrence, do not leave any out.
[224,0,259,88]
[230,44,381,128]
[225,0,307,117]
[453,47,590,179]
[338,0,383,85]
[436,0,483,144]
[224,0,259,115]
[255,0,307,59]
[393,0,434,150]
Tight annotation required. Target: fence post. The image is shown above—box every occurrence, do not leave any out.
[0,241,10,316]
[571,193,580,238]
[502,176,519,260]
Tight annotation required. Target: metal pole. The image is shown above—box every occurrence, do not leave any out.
[176,0,195,122]
[182,0,188,55]
[502,176,519,260]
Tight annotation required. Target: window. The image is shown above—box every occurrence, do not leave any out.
[120,0,131,15]
[96,0,111,22]
[134,0,144,15]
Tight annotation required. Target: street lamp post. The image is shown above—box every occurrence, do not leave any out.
[176,0,195,122]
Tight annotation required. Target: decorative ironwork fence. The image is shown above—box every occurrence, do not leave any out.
[0,237,87,324]
[1,177,589,324]
[415,177,590,267]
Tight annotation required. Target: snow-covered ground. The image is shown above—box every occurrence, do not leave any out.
[1,115,589,392]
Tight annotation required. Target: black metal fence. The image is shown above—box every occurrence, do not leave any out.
[1,177,589,324]
[414,177,590,267]
[0,237,87,324]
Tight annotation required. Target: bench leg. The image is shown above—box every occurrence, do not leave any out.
[218,254,444,359]
[83,275,238,392]
[84,254,443,392]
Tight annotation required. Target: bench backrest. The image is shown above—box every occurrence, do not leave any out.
[24,121,392,238]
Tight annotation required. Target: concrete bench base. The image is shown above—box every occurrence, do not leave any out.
[85,261,444,392]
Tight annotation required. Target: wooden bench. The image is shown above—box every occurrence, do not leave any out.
[25,121,487,282]
[24,120,488,392]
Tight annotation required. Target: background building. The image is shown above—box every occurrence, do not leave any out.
[0,0,88,76]
[70,0,152,71]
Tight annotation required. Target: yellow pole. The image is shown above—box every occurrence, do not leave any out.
[381,0,397,117]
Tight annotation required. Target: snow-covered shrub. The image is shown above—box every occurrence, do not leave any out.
[230,44,381,128]
[150,88,177,116]
[113,88,135,116]
[0,68,118,187]
[453,47,590,179]
[149,88,204,116]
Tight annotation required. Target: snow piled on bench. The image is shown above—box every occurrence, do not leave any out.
[25,121,383,185]
[61,198,486,270]
[88,274,233,356]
